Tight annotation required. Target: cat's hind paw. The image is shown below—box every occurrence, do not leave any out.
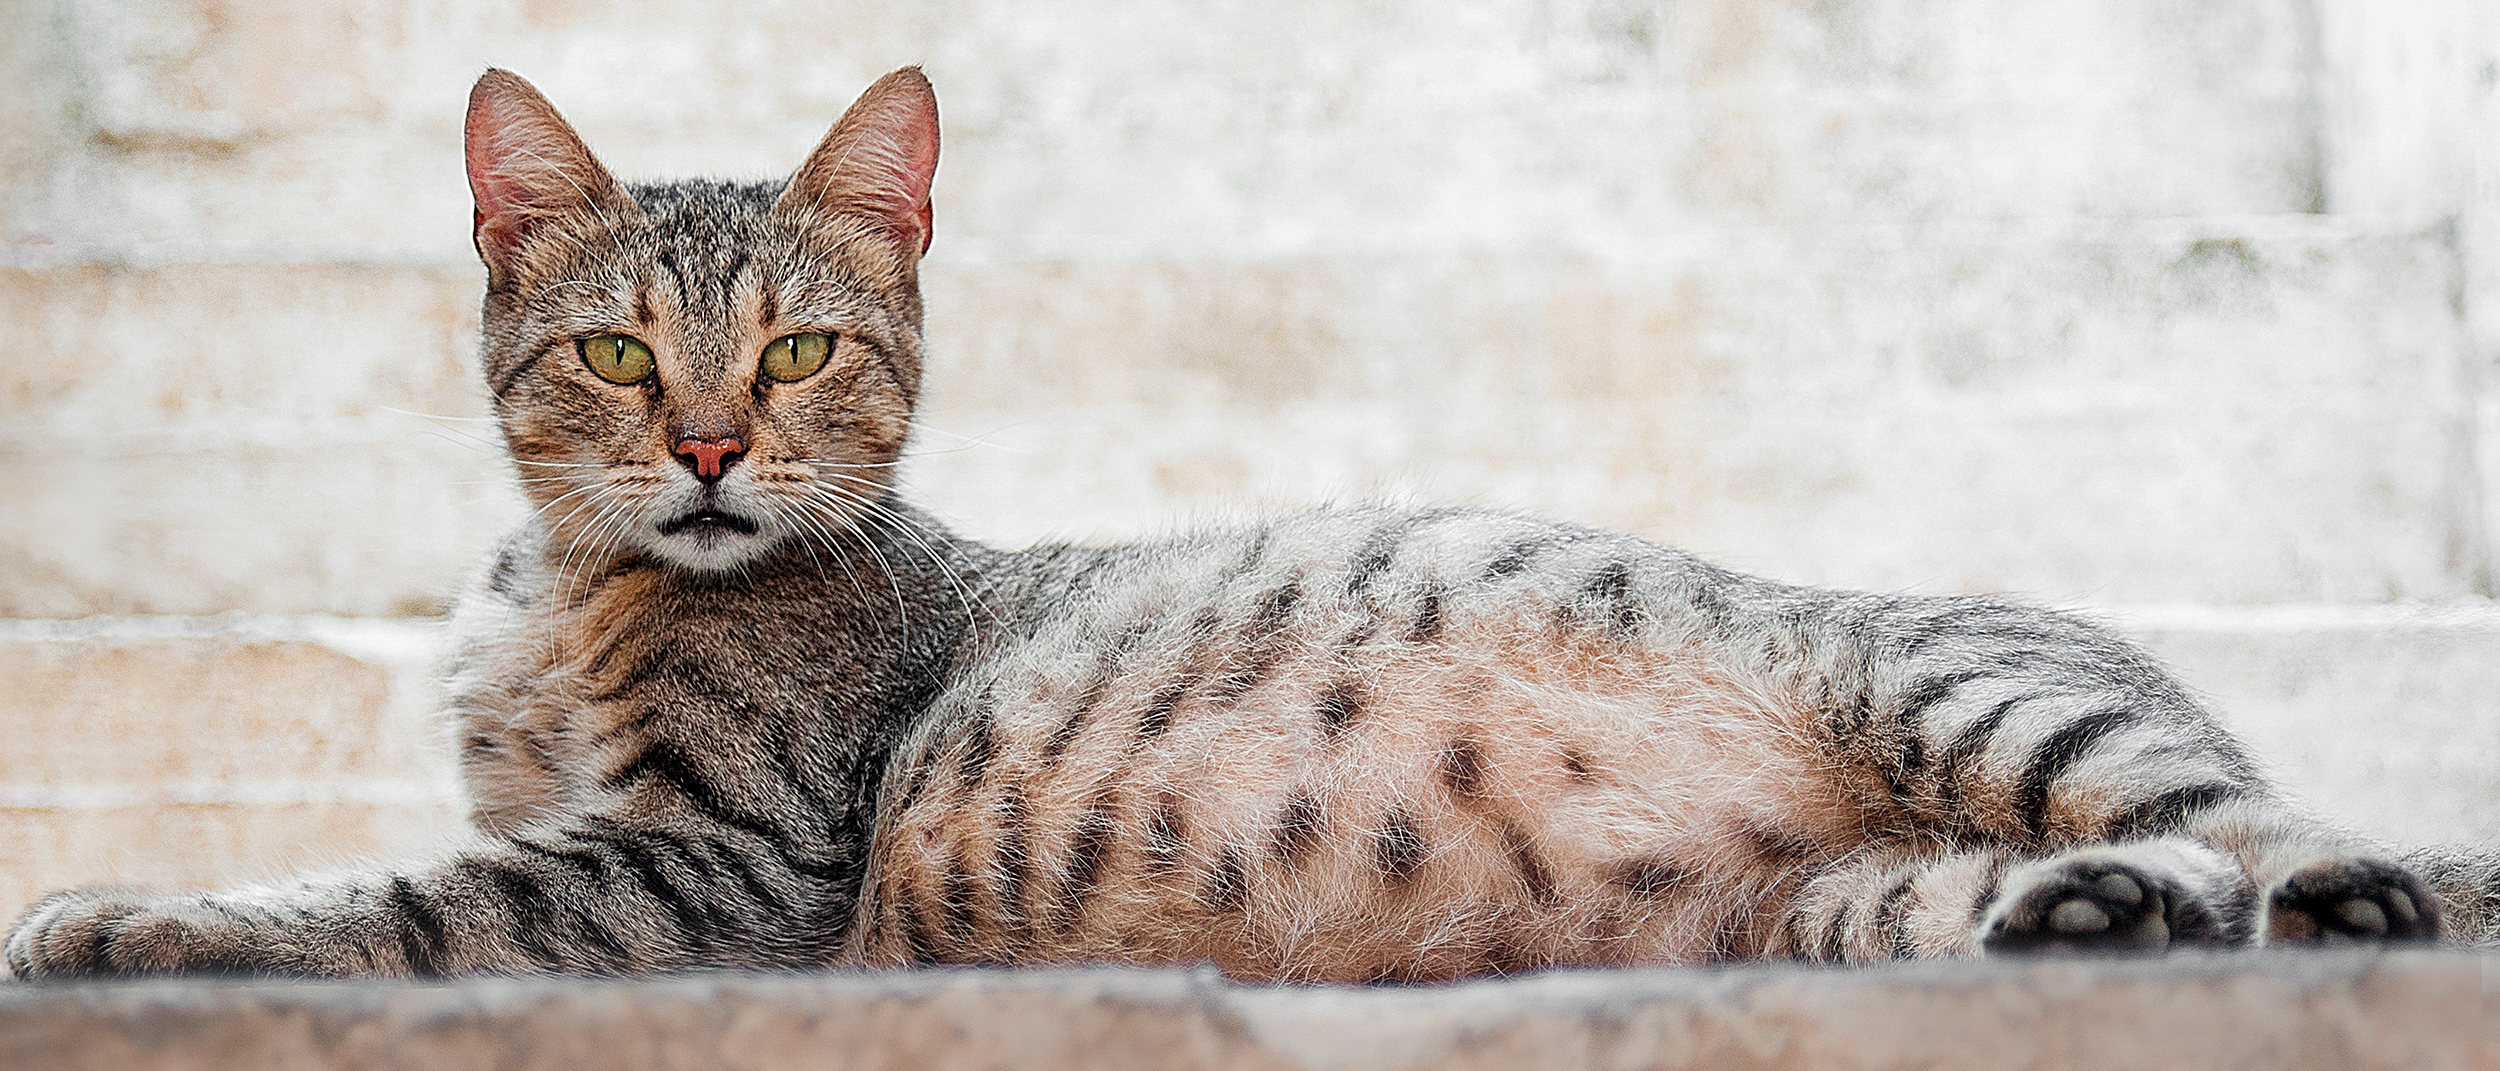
[2266,857,2441,944]
[1980,855,2234,956]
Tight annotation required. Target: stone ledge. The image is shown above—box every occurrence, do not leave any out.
[1,949,2491,1070]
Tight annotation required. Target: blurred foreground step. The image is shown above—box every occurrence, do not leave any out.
[2,606,2497,946]
[0,950,2490,1070]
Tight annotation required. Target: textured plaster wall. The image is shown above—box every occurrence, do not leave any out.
[7,0,2500,615]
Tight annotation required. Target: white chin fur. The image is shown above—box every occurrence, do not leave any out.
[630,481,786,573]
[642,524,781,573]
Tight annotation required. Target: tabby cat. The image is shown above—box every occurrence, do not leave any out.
[4,68,2469,981]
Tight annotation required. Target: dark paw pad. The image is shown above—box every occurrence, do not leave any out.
[2268,858,2441,944]
[1984,860,2227,956]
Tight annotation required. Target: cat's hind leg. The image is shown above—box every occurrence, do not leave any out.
[2163,796,2441,945]
[1769,837,2254,961]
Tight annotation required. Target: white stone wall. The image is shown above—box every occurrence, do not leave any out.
[4,0,2500,934]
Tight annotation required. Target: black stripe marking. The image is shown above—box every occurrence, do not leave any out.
[1042,624,1154,763]
[1745,826,1819,868]
[386,877,446,978]
[2014,706,2144,842]
[1937,696,2019,826]
[2109,781,2248,839]
[490,343,547,398]
[956,708,997,785]
[1685,582,1734,638]
[1145,794,1186,874]
[586,648,672,703]
[657,250,690,311]
[1316,682,1362,743]
[586,828,725,953]
[486,546,529,602]
[1040,700,1093,763]
[506,836,609,882]
[1499,820,1559,904]
[1819,899,1850,963]
[1204,647,1284,704]
[1872,869,1922,960]
[994,787,1031,933]
[1896,671,1985,732]
[704,835,795,916]
[1254,579,1303,630]
[1346,520,1412,596]
[1440,737,1488,800]
[1408,585,1446,644]
[1272,792,1325,869]
[1054,798,1119,931]
[599,741,794,851]
[896,895,935,964]
[721,250,751,312]
[1580,561,1641,633]
[940,852,976,949]
[1481,539,1541,581]
[1610,856,1688,898]
[1970,854,2013,924]
[466,861,570,969]
[1136,674,1197,740]
[1375,809,1428,885]
[1204,848,1248,912]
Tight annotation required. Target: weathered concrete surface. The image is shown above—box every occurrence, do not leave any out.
[0,617,468,939]
[2,219,2480,614]
[1,950,2491,1070]
[2130,603,2500,851]
[5,0,2499,615]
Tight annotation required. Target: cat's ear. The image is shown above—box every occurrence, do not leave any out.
[463,69,639,279]
[775,67,940,259]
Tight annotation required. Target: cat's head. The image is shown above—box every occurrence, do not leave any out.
[463,68,938,575]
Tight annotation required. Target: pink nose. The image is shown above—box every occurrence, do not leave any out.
[673,436,745,481]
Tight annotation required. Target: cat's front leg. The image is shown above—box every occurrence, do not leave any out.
[7,812,847,979]
[7,888,344,978]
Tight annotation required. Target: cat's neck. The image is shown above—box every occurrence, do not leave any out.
[523,494,1002,639]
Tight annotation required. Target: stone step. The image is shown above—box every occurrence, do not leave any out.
[3,217,2482,615]
[0,618,467,940]
[1,951,2488,1070]
[1,0,2367,265]
[3,607,2495,949]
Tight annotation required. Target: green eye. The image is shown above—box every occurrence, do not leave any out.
[579,334,656,384]
[761,332,834,382]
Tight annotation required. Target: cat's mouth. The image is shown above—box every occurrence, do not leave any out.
[658,509,762,538]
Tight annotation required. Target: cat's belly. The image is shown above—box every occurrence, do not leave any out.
[849,596,1855,981]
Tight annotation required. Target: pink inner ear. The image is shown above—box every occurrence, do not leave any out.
[783,69,943,257]
[463,72,622,262]
[845,93,940,253]
[463,92,535,254]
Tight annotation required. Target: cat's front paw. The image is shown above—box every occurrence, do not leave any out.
[6,890,264,979]
[1981,857,2233,956]
[2266,857,2441,944]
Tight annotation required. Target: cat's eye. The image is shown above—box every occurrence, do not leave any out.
[579,334,656,385]
[761,332,834,383]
